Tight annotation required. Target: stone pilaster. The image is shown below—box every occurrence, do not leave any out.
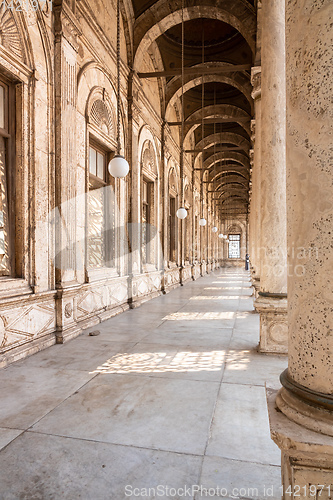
[267,0,333,491]
[126,71,141,306]
[54,1,83,343]
[160,121,168,292]
[254,0,288,354]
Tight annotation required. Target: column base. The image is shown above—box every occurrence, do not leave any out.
[254,293,288,354]
[276,369,333,437]
[252,277,260,298]
[267,388,333,499]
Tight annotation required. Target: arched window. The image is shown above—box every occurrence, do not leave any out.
[168,166,178,264]
[184,183,191,262]
[228,234,241,259]
[140,140,158,269]
[0,76,14,276]
[86,92,118,280]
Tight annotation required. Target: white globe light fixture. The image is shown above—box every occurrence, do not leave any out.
[218,233,224,239]
[223,234,228,240]
[199,218,207,226]
[176,207,188,219]
[108,0,129,179]
[108,155,129,178]
[212,226,218,233]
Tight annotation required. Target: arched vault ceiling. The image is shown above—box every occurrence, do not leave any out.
[217,190,248,200]
[165,64,253,116]
[133,1,256,67]
[209,170,249,184]
[215,183,248,193]
[203,151,250,171]
[210,172,249,189]
[184,104,251,142]
[195,132,250,158]
[132,0,255,219]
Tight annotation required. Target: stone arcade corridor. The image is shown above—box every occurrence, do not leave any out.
[0,270,288,499]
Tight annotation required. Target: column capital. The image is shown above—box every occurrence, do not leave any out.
[251,66,261,100]
[249,148,254,166]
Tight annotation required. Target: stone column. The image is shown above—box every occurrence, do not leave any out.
[206,185,211,274]
[191,161,196,280]
[267,0,333,491]
[254,0,288,354]
[200,178,206,276]
[250,68,261,298]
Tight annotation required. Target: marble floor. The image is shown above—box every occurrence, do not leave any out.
[0,269,288,500]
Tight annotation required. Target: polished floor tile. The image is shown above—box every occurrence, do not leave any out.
[0,270,284,499]
[0,432,202,500]
[206,383,281,465]
[196,456,281,499]
[31,374,220,455]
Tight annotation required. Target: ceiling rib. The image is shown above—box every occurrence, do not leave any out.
[137,64,251,78]
[168,117,250,126]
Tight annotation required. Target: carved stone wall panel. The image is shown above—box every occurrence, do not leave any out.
[76,289,104,318]
[164,268,180,290]
[192,263,201,281]
[75,278,129,323]
[181,264,192,283]
[132,272,162,299]
[0,300,56,352]
[110,282,128,305]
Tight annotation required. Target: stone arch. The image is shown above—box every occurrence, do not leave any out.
[166,65,253,119]
[120,0,134,65]
[214,176,249,191]
[86,87,116,140]
[168,162,179,196]
[184,176,192,209]
[219,192,248,204]
[210,170,249,185]
[195,133,250,159]
[141,140,158,179]
[137,125,161,178]
[145,42,166,117]
[184,104,251,143]
[78,62,127,149]
[133,1,256,70]
[227,222,244,234]
[203,152,250,172]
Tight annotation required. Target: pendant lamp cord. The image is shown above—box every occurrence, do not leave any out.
[213,85,216,223]
[201,21,204,216]
[116,0,121,156]
[180,0,185,206]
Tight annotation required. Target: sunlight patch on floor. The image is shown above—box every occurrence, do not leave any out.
[211,285,243,289]
[189,296,240,300]
[162,311,235,321]
[91,350,226,374]
[227,350,251,370]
